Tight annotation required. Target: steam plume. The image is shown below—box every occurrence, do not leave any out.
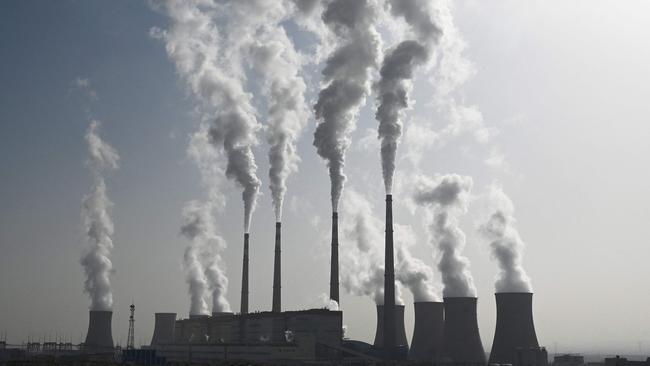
[179,129,231,315]
[339,190,399,304]
[80,120,119,311]
[247,5,309,221]
[376,0,441,193]
[313,0,381,211]
[394,223,440,302]
[340,190,437,303]
[155,0,261,233]
[479,185,532,293]
[414,174,476,298]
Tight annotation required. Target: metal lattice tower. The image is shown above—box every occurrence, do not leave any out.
[127,303,135,350]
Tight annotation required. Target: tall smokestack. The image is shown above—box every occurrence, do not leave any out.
[272,222,281,313]
[409,301,443,361]
[150,313,176,346]
[373,304,408,348]
[441,297,486,364]
[84,310,114,351]
[489,292,540,365]
[330,212,339,304]
[240,233,249,314]
[383,194,397,353]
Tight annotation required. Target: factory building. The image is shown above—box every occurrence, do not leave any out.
[149,309,343,363]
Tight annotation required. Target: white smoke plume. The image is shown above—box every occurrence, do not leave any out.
[80,120,119,311]
[394,223,440,302]
[375,0,442,193]
[179,128,231,315]
[313,0,381,212]
[246,4,309,221]
[154,0,261,233]
[339,189,437,304]
[478,184,533,293]
[413,174,477,298]
[339,189,400,305]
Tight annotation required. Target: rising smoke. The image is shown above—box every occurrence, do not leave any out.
[155,0,261,233]
[179,128,231,315]
[414,174,477,298]
[80,120,119,311]
[246,4,309,221]
[375,0,441,193]
[479,184,533,293]
[313,0,381,212]
[394,222,440,302]
[340,189,438,304]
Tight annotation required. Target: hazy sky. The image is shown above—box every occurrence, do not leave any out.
[1,0,650,355]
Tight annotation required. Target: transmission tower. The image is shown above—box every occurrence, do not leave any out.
[127,303,135,350]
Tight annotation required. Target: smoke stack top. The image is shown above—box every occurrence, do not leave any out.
[479,185,532,293]
[156,1,262,235]
[313,0,381,212]
[376,0,442,194]
[81,120,119,311]
[414,174,477,298]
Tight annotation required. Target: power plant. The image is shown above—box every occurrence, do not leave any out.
[0,181,550,366]
[0,187,550,365]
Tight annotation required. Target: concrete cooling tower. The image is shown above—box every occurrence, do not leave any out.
[409,301,443,361]
[489,292,543,366]
[150,313,176,346]
[441,297,486,365]
[84,310,114,351]
[373,304,408,348]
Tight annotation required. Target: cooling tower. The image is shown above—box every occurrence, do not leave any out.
[150,313,176,346]
[330,212,339,304]
[84,310,114,351]
[241,233,249,314]
[489,292,540,365]
[272,222,281,313]
[383,194,397,352]
[409,301,444,361]
[441,297,486,365]
[373,304,408,348]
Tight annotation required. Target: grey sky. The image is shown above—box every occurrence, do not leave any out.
[1,0,649,354]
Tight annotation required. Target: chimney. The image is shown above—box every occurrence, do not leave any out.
[150,313,176,346]
[84,310,114,351]
[489,292,541,366]
[409,301,444,361]
[241,233,249,314]
[373,304,408,348]
[272,222,281,313]
[330,212,339,304]
[441,297,486,365]
[383,194,397,353]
